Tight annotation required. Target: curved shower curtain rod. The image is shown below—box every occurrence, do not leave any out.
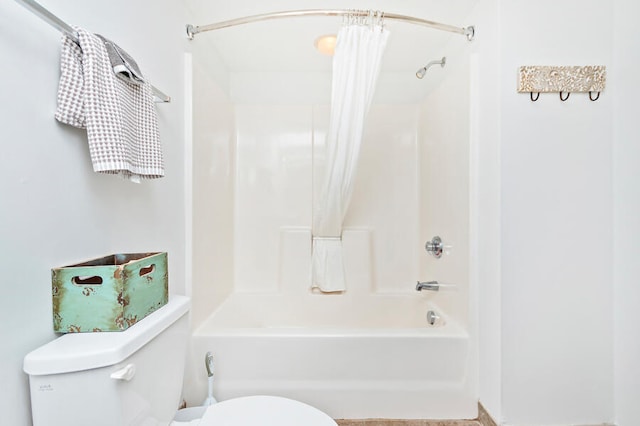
[186,9,475,41]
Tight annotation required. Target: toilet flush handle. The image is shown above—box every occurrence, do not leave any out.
[110,363,136,381]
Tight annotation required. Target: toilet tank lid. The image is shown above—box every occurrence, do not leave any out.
[23,295,190,376]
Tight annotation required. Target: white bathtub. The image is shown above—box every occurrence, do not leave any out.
[190,293,476,419]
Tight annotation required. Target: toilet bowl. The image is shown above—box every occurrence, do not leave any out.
[174,395,336,425]
[24,296,337,426]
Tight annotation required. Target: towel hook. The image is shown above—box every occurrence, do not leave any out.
[559,91,570,101]
[530,92,540,102]
[589,91,600,101]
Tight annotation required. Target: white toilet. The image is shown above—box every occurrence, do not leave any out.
[23,296,337,426]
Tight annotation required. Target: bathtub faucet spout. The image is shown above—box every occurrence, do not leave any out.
[416,281,439,292]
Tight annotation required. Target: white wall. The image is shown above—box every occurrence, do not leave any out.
[473,0,503,419]
[0,1,188,424]
[477,0,618,424]
[613,1,640,425]
[500,3,613,425]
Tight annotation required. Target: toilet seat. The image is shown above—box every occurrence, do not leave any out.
[199,395,337,425]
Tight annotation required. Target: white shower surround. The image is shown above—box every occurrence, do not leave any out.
[187,6,476,420]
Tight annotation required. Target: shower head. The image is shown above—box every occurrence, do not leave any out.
[416,56,446,79]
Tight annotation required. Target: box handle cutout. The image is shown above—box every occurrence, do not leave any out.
[72,275,103,285]
[139,264,155,277]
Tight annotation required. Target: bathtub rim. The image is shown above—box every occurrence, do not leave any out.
[193,294,469,338]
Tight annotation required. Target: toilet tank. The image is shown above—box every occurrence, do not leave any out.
[24,295,190,426]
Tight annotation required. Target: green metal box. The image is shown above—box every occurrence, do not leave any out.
[51,252,168,333]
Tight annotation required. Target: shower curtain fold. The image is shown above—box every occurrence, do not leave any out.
[311,12,389,293]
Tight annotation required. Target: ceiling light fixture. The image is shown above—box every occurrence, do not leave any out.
[314,34,337,56]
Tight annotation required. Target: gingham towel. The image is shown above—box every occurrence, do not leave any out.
[96,34,145,86]
[55,28,164,181]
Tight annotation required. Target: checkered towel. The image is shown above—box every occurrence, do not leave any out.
[55,28,164,181]
[96,34,145,86]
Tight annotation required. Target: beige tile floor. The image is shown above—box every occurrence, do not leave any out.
[334,403,496,426]
[335,420,482,426]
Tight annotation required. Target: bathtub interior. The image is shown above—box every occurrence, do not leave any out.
[187,7,476,419]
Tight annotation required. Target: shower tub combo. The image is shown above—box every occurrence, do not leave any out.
[188,5,476,421]
[188,96,476,419]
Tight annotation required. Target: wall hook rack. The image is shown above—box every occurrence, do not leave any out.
[518,65,606,102]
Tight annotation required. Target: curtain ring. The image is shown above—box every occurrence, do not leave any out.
[559,91,570,101]
[589,91,600,101]
[530,92,540,102]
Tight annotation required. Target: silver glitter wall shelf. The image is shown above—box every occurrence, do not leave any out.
[518,65,606,102]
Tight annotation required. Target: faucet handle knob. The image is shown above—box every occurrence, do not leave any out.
[425,236,452,258]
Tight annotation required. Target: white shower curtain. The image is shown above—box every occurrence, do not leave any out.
[311,12,389,292]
